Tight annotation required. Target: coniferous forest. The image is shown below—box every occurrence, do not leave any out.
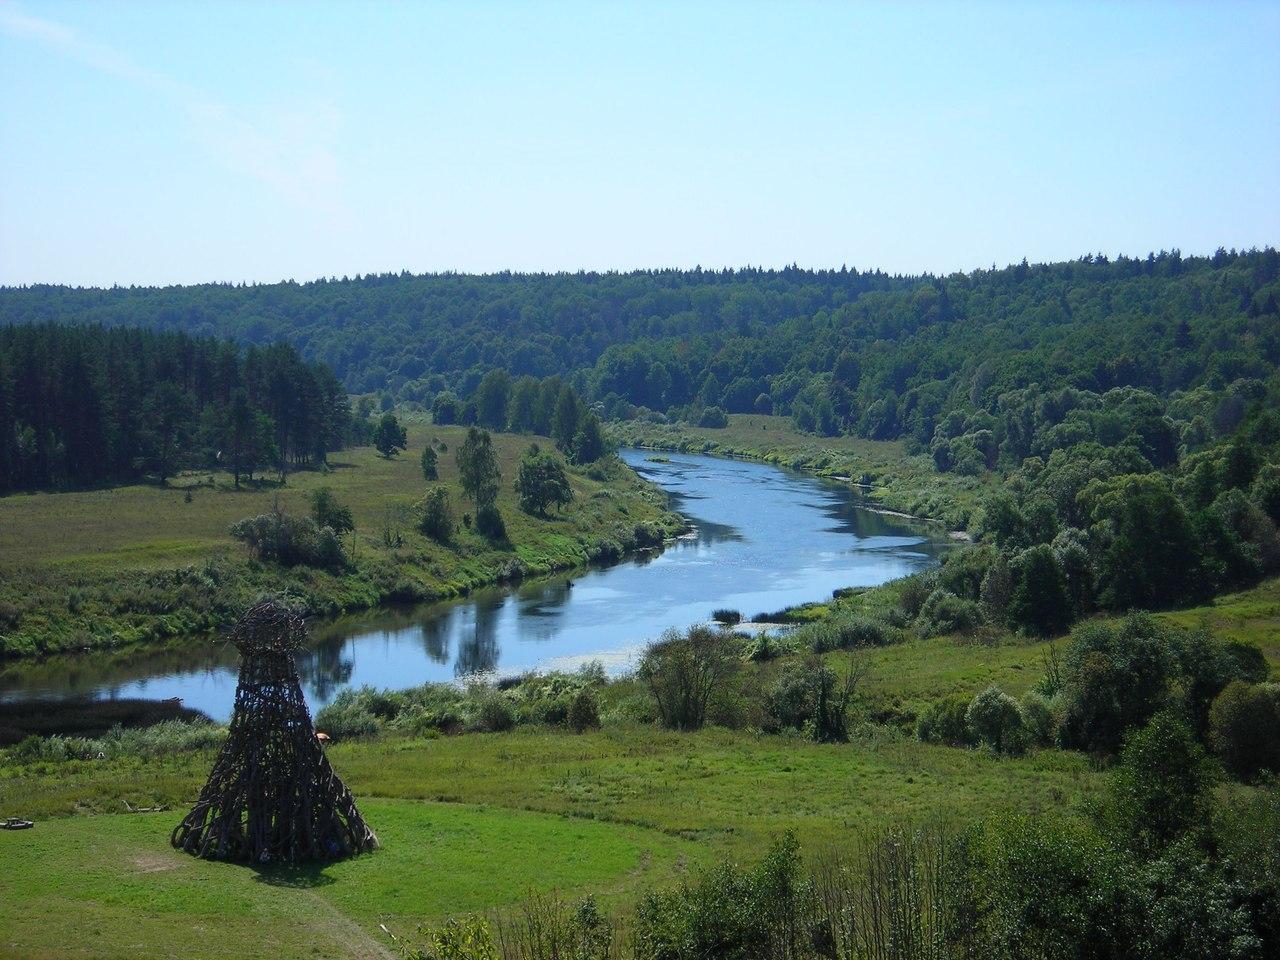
[0,325,355,492]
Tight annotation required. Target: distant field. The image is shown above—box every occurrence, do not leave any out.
[1157,577,1280,668]
[0,423,644,571]
[610,414,997,529]
[0,423,682,656]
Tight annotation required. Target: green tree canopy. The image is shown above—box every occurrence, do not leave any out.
[515,444,573,515]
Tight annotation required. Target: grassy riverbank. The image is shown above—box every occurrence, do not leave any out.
[610,414,995,530]
[0,424,683,658]
[3,576,1277,958]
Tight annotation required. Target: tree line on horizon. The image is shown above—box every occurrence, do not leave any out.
[1,248,1275,444]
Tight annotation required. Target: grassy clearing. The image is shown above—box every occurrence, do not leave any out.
[610,414,996,529]
[0,423,682,657]
[1157,577,1280,668]
[0,725,1097,845]
[0,706,1098,958]
[0,798,694,960]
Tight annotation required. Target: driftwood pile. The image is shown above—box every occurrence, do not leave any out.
[171,598,377,863]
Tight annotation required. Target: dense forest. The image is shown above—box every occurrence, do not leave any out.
[2,249,1276,450]
[0,325,355,492]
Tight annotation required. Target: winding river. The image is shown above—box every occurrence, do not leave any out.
[0,451,949,721]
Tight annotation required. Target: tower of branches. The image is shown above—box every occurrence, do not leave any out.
[171,598,377,863]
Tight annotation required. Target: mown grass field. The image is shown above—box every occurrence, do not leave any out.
[610,414,997,529]
[0,722,1097,960]
[0,423,682,656]
[0,798,695,960]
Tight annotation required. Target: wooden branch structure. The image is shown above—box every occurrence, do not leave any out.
[171,598,377,863]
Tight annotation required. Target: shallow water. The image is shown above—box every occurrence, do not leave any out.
[0,450,949,721]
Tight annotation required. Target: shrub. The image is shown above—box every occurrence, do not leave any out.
[515,445,573,515]
[918,588,983,637]
[475,503,507,541]
[916,694,975,747]
[314,693,380,739]
[1007,544,1073,637]
[1099,711,1215,856]
[420,445,438,481]
[567,688,601,733]
[230,506,346,569]
[938,545,997,601]
[803,615,890,653]
[308,487,354,535]
[765,657,865,742]
[1223,640,1270,683]
[637,626,739,731]
[1020,691,1058,747]
[1209,681,1280,781]
[471,694,516,733]
[633,833,806,958]
[417,488,455,542]
[403,914,497,960]
[1056,613,1236,754]
[765,660,822,732]
[696,405,729,428]
[966,686,1026,754]
[744,632,788,662]
[896,570,938,619]
[711,608,742,625]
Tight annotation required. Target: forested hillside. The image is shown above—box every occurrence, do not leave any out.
[0,325,354,491]
[2,250,1276,456]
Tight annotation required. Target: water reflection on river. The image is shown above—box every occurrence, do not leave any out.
[0,450,949,721]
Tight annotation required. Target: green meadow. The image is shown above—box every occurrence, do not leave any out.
[2,577,1276,958]
[0,422,682,657]
[0,722,1096,960]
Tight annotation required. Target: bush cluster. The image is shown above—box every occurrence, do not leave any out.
[312,663,609,740]
[230,506,346,569]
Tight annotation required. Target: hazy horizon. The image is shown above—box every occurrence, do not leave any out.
[0,243,1271,292]
[3,0,1278,287]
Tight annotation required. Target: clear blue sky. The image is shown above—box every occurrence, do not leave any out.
[2,0,1277,286]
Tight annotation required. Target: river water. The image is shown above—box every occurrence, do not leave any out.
[0,450,948,721]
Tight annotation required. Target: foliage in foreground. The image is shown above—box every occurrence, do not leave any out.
[404,718,1279,960]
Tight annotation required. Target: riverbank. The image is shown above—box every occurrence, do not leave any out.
[0,424,685,659]
[610,414,997,531]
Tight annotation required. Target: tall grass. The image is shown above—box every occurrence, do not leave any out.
[404,826,966,960]
[5,719,226,763]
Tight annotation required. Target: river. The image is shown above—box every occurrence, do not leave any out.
[0,450,949,721]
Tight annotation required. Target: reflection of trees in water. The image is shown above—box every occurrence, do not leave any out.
[509,581,570,645]
[689,518,744,546]
[417,614,450,663]
[296,635,354,701]
[815,487,949,560]
[455,595,502,677]
[0,638,238,698]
